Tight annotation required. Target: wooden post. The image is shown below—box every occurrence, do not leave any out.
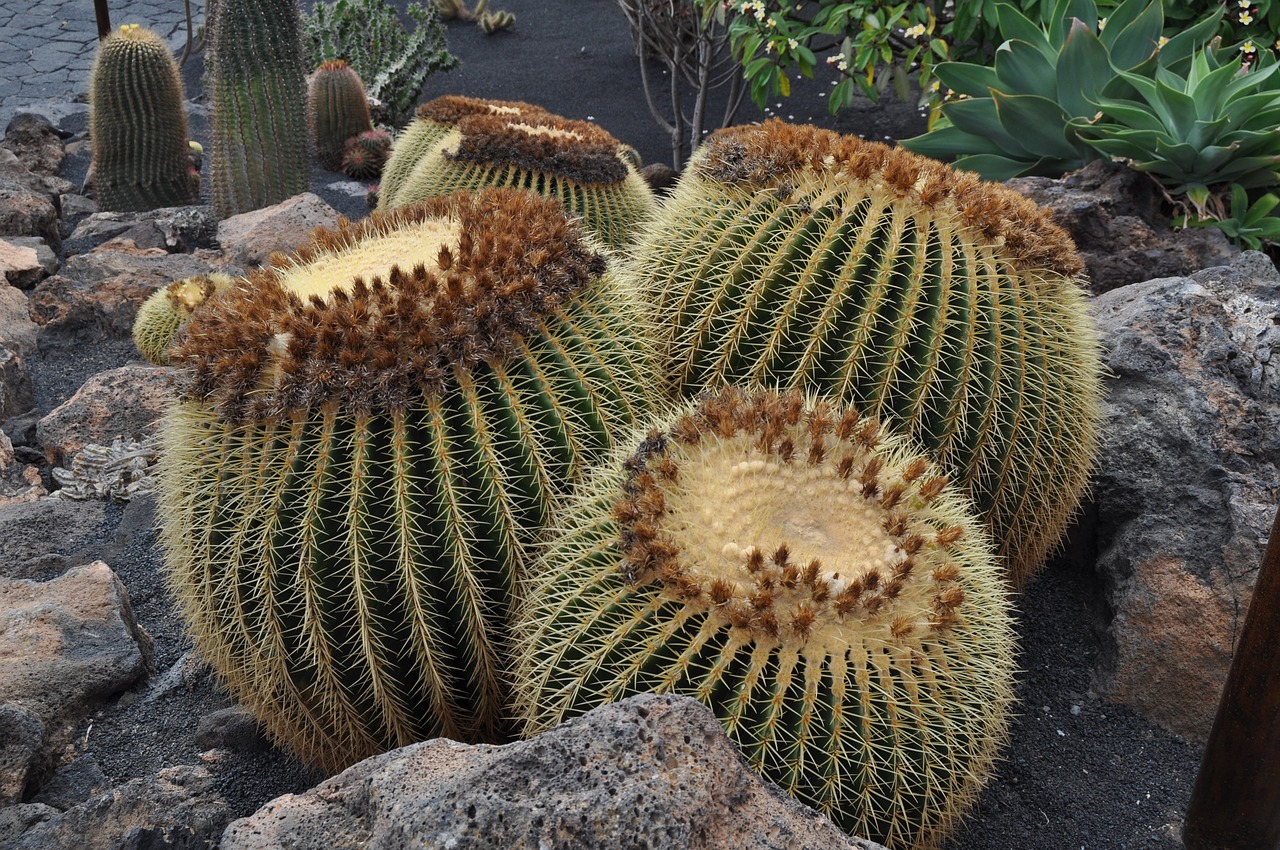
[94,0,111,40]
[1183,506,1280,850]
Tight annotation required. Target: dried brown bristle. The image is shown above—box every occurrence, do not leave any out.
[415,94,547,125]
[447,112,629,186]
[171,189,605,422]
[694,119,1084,278]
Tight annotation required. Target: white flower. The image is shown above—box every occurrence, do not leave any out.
[1241,39,1258,53]
[1098,16,1107,31]
[905,24,926,38]
[787,37,799,50]
[1157,36,1169,48]
[1241,11,1255,24]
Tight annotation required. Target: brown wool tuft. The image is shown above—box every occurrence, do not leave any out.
[415,94,547,125]
[446,112,629,186]
[694,119,1085,278]
[170,189,605,421]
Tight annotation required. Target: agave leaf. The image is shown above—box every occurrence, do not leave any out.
[1083,98,1166,132]
[1221,93,1280,131]
[1055,0,1098,40]
[941,97,1035,156]
[993,3,1053,59]
[995,39,1058,97]
[1096,0,1148,48]
[934,61,1002,97]
[1106,0,1163,69]
[1056,21,1113,117]
[991,91,1080,159]
[898,124,1011,159]
[1187,61,1243,122]
[1186,116,1231,151]
[1151,137,1201,173]
[1223,61,1280,103]
[1191,144,1244,177]
[1153,7,1224,68]
[952,152,1059,179]
[1076,131,1166,161]
[1198,155,1280,187]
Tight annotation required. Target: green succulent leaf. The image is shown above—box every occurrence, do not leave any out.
[1105,0,1163,69]
[1056,20,1113,116]
[991,91,1079,159]
[899,124,1009,159]
[1152,7,1224,68]
[952,151,1068,179]
[992,4,1052,59]
[941,96,1034,156]
[995,38,1058,97]
[934,61,1002,97]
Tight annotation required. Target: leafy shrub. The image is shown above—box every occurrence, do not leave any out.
[304,0,458,127]
[1178,184,1280,250]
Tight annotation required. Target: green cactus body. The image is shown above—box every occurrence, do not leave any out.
[378,96,547,211]
[515,385,1016,849]
[625,120,1103,587]
[207,0,311,219]
[88,25,198,212]
[309,59,373,171]
[380,109,657,251]
[159,189,654,771]
[133,273,237,365]
[341,129,392,180]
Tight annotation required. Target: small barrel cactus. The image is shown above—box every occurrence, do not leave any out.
[88,24,198,211]
[159,188,655,771]
[378,95,547,211]
[206,0,311,218]
[379,107,656,251]
[515,385,1016,849]
[133,273,237,365]
[342,129,392,180]
[623,119,1104,587]
[309,59,374,172]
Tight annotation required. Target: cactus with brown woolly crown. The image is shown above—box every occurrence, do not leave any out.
[515,385,1016,849]
[133,273,237,365]
[378,108,656,251]
[622,119,1103,587]
[309,59,374,171]
[378,96,547,208]
[89,25,198,211]
[158,188,655,771]
[206,0,311,218]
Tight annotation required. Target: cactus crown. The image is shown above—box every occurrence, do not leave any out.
[447,112,630,186]
[173,189,605,420]
[698,119,1083,278]
[615,386,982,645]
[317,58,352,73]
[415,94,546,125]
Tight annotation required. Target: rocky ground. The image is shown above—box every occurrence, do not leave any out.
[0,4,1277,849]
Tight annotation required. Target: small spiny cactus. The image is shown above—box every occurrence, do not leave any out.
[133,273,237,365]
[380,108,657,250]
[622,119,1104,586]
[478,9,515,33]
[342,129,393,180]
[515,385,1016,849]
[88,24,198,211]
[309,59,374,171]
[159,188,655,771]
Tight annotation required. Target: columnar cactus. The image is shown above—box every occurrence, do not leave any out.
[515,385,1016,849]
[159,189,654,771]
[379,107,656,251]
[133,273,236,365]
[88,25,198,211]
[378,95,547,211]
[206,0,311,218]
[623,119,1104,586]
[309,59,374,171]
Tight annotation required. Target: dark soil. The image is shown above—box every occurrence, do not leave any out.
[34,1,1203,847]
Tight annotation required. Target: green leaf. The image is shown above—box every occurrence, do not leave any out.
[1106,0,1163,69]
[943,97,1034,155]
[935,61,1002,97]
[991,91,1079,158]
[1056,20,1113,117]
[1095,0,1147,45]
[953,152,1070,179]
[992,4,1053,58]
[1153,8,1223,68]
[899,124,1011,159]
[995,39,1058,97]
[1187,61,1245,122]
[1086,98,1167,132]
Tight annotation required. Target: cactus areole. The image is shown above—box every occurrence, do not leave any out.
[161,189,650,770]
[631,119,1103,586]
[516,386,1016,849]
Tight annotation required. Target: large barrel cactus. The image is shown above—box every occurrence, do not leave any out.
[378,107,656,251]
[625,120,1103,586]
[159,189,654,771]
[88,25,198,211]
[515,385,1016,849]
[206,0,311,218]
[309,59,374,172]
[133,273,236,365]
[378,95,546,207]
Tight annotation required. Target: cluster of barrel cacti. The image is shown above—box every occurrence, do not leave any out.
[148,105,1104,848]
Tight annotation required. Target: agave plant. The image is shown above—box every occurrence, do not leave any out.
[900,0,1223,180]
[1070,48,1280,213]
